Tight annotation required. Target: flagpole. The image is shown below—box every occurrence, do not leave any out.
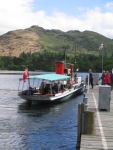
[102,48,103,71]
[99,42,104,72]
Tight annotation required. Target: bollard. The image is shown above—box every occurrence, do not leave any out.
[84,88,88,93]
[81,103,85,113]
[83,92,86,97]
[77,103,85,149]
[84,111,95,134]
[83,97,89,111]
[77,103,82,144]
[81,103,85,134]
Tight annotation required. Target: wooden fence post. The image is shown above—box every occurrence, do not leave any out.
[84,111,95,134]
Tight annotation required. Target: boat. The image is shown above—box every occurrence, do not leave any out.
[18,61,85,104]
[35,70,42,72]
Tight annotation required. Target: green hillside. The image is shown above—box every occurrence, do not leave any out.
[28,26,113,57]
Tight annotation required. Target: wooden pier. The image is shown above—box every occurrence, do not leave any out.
[80,85,113,150]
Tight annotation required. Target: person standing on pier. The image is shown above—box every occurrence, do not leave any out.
[101,70,105,85]
[89,69,93,89]
[104,70,111,85]
[110,70,113,90]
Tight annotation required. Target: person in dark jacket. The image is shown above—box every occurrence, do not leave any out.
[101,70,105,85]
[89,69,93,89]
[110,70,113,90]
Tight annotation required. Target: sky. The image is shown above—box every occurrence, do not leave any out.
[0,0,113,39]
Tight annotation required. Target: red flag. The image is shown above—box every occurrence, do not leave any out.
[99,43,104,50]
[23,69,28,82]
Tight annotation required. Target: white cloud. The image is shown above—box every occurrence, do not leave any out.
[0,0,113,39]
[105,1,113,11]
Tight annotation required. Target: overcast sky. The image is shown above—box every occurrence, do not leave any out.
[0,0,113,39]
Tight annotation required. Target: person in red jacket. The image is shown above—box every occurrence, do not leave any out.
[104,71,111,85]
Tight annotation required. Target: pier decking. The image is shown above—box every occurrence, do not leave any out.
[80,85,113,150]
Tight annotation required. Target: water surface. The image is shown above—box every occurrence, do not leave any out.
[0,74,85,150]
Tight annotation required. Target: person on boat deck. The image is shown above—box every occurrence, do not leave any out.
[65,79,71,89]
[74,68,79,83]
[89,69,93,89]
[53,81,61,93]
[27,86,35,95]
[52,87,57,95]
[67,67,71,76]
[42,84,50,95]
[40,79,46,89]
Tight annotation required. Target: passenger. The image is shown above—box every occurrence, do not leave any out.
[40,79,46,93]
[53,81,61,93]
[67,67,71,76]
[40,79,46,89]
[27,86,34,95]
[52,87,57,95]
[42,84,50,95]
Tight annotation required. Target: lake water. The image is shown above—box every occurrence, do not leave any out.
[0,73,88,150]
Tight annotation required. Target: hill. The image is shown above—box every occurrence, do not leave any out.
[0,25,113,57]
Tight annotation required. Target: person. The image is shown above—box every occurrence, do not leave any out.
[104,70,111,85]
[89,69,93,89]
[110,70,113,90]
[101,70,105,85]
[40,79,46,94]
[52,87,57,95]
[74,69,78,83]
[67,67,71,76]
[26,86,32,95]
[40,79,46,89]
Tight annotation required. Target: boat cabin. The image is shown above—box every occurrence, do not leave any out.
[55,61,74,77]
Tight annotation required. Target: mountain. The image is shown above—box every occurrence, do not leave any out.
[0,25,113,57]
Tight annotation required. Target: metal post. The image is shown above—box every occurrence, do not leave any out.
[64,49,66,68]
[77,103,81,143]
[83,97,89,111]
[87,74,89,93]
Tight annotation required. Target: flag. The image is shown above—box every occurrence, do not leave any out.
[23,68,28,82]
[99,43,104,50]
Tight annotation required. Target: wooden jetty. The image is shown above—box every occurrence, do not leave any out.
[80,85,113,150]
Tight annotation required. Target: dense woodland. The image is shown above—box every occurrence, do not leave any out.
[0,50,113,72]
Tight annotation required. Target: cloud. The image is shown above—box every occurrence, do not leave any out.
[105,1,113,12]
[0,0,113,39]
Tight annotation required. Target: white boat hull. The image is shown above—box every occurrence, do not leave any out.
[18,84,85,104]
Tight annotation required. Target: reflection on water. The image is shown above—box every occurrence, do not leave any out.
[0,74,84,150]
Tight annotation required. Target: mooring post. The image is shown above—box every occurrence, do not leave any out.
[83,97,89,111]
[81,103,85,134]
[77,103,81,144]
[77,103,85,149]
[84,111,95,134]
